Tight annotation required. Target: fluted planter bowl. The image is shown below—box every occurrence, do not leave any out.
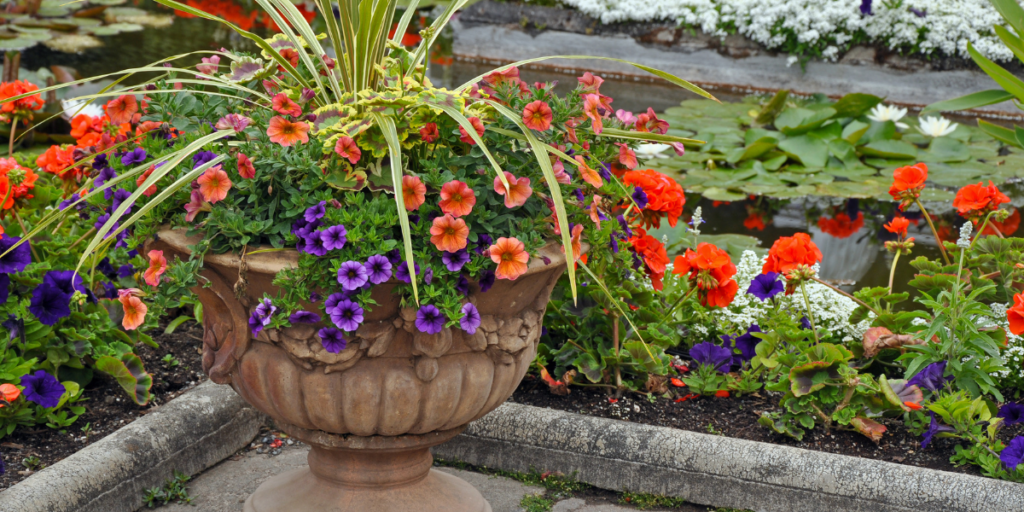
[151,229,568,512]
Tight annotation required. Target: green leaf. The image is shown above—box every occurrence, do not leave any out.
[372,113,419,305]
[726,137,777,163]
[789,361,839,396]
[755,89,789,124]
[775,108,836,136]
[991,0,1024,38]
[978,119,1020,147]
[921,89,1015,115]
[831,93,883,118]
[860,140,918,159]
[968,42,1024,103]
[95,353,152,405]
[164,316,191,334]
[922,137,971,163]
[778,134,829,167]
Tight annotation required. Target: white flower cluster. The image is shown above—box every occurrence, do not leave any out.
[557,0,1014,61]
[712,250,873,341]
[986,303,1024,385]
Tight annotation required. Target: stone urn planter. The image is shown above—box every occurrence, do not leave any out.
[151,229,568,512]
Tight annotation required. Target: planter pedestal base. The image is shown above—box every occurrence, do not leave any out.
[243,423,490,512]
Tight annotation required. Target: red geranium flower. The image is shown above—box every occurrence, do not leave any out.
[982,207,1020,236]
[953,181,1010,221]
[628,228,670,290]
[622,169,685,228]
[0,80,44,122]
[889,163,928,210]
[1009,293,1024,336]
[884,216,910,238]
[672,242,739,308]
[762,233,822,275]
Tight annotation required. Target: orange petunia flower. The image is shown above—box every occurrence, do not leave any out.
[673,242,738,308]
[582,94,603,134]
[817,212,864,239]
[197,165,232,203]
[272,93,302,117]
[439,180,476,217]
[982,207,1020,236]
[267,116,309,147]
[136,166,157,197]
[0,383,20,407]
[566,223,585,264]
[953,181,1010,221]
[622,169,685,228]
[575,156,603,189]
[430,213,470,252]
[588,195,603,228]
[1009,292,1024,335]
[617,143,638,169]
[420,123,440,143]
[237,153,255,179]
[143,250,167,286]
[884,216,910,238]
[493,172,532,208]
[522,100,553,131]
[459,117,485,145]
[334,136,362,165]
[489,236,530,280]
[119,290,148,331]
[889,163,928,210]
[105,95,138,125]
[402,175,426,211]
[577,72,604,93]
[762,233,822,275]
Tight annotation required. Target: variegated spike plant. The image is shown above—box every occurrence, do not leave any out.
[1,0,712,349]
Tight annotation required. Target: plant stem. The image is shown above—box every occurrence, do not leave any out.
[799,280,820,344]
[68,228,96,251]
[612,314,623,399]
[810,277,881,317]
[970,211,1002,251]
[915,198,950,265]
[7,117,16,157]
[11,209,39,261]
[887,251,901,295]
[665,286,697,318]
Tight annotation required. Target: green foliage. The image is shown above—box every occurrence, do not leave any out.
[520,494,555,512]
[619,490,689,509]
[142,470,193,508]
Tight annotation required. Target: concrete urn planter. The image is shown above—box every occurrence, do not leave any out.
[152,229,567,512]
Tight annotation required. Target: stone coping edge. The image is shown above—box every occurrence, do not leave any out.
[0,381,264,512]
[433,402,1024,512]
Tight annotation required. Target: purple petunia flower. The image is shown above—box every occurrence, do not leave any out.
[475,234,493,256]
[305,201,326,223]
[192,151,217,169]
[93,154,108,168]
[0,274,8,303]
[415,304,445,334]
[96,257,116,279]
[689,342,733,372]
[456,274,470,296]
[324,292,347,315]
[0,236,31,274]
[29,281,71,326]
[2,314,20,341]
[908,361,953,393]
[598,162,612,182]
[321,225,347,251]
[289,310,322,324]
[330,299,363,332]
[800,316,812,330]
[632,187,648,209]
[408,214,420,225]
[1001,436,1024,470]
[442,249,471,272]
[121,147,147,166]
[248,298,276,337]
[111,188,133,215]
[395,260,420,284]
[748,272,784,301]
[460,303,481,334]
[423,267,434,285]
[998,403,1024,426]
[58,198,75,210]
[309,292,322,303]
[337,261,369,290]
[100,281,118,299]
[117,264,134,278]
[478,269,496,293]
[303,231,329,257]
[616,215,632,237]
[318,327,347,353]
[95,213,112,231]
[573,189,585,202]
[859,0,872,15]
[44,271,90,301]
[921,412,955,449]
[386,248,402,265]
[21,370,65,408]
[364,255,392,284]
[95,167,117,194]
[724,324,762,365]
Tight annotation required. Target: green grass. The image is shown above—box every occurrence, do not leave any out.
[434,457,590,498]
[520,494,556,512]
[619,490,689,510]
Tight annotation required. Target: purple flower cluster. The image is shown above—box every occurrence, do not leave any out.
[722,324,761,367]
[292,202,347,256]
[395,260,420,284]
[907,361,953,393]
[29,270,89,326]
[689,342,732,372]
[318,327,347,353]
[747,273,784,301]
[415,305,444,334]
[337,261,368,290]
[326,297,363,332]
[21,370,65,408]
[289,310,321,324]
[121,147,147,166]
[1002,436,1024,470]
[364,255,392,284]
[920,412,954,449]
[248,298,277,337]
[192,150,217,169]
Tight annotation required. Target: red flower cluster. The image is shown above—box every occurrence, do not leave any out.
[817,212,864,239]
[0,80,44,123]
[953,181,1009,222]
[628,228,669,290]
[888,163,927,210]
[672,242,739,308]
[36,145,78,180]
[762,233,822,275]
[0,157,38,210]
[1008,293,1024,336]
[622,169,685,228]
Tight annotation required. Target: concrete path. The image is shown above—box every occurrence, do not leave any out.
[154,442,694,512]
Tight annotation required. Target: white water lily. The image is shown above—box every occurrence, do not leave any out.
[61,98,104,120]
[917,116,959,137]
[867,104,909,129]
[635,143,671,159]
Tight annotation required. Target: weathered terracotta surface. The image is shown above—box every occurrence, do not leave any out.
[152,229,567,511]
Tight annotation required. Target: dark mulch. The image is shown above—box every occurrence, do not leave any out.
[0,321,207,491]
[511,375,1024,477]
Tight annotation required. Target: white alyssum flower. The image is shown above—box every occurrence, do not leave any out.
[867,104,909,129]
[635,143,672,159]
[917,116,959,137]
[957,221,973,248]
[986,303,1024,384]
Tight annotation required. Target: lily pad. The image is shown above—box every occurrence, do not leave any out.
[0,37,40,51]
[921,136,971,163]
[89,22,143,36]
[778,134,829,168]
[42,34,103,53]
[860,140,919,159]
[90,0,129,5]
[701,187,747,202]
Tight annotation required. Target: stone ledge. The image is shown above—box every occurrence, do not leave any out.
[434,402,1024,512]
[0,381,264,512]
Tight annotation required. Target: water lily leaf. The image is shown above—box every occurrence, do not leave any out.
[702,187,747,202]
[53,17,103,28]
[90,0,129,5]
[815,180,883,198]
[726,137,777,164]
[926,163,989,187]
[828,139,856,161]
[917,188,955,202]
[776,107,836,136]
[831,93,883,118]
[778,134,829,168]
[920,137,971,163]
[42,34,102,52]
[755,89,789,125]
[790,360,839,396]
[89,22,143,36]
[762,154,788,170]
[95,353,152,405]
[37,3,72,16]
[842,120,870,145]
[860,121,897,145]
[860,140,918,159]
[0,37,39,51]
[9,26,54,41]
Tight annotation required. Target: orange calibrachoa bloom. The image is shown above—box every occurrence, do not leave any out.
[104,95,138,125]
[1008,293,1024,336]
[622,169,685,228]
[889,163,928,210]
[0,382,20,407]
[522,100,553,131]
[271,93,302,117]
[136,167,157,197]
[575,156,603,189]
[334,136,362,165]
[429,213,469,252]
[884,216,911,238]
[237,153,256,179]
[617,143,638,169]
[762,232,822,275]
[402,175,426,211]
[489,236,529,280]
[143,250,168,286]
[0,80,44,122]
[197,165,232,203]
[458,117,485,145]
[673,242,739,308]
[439,180,476,217]
[582,94,604,134]
[493,172,532,208]
[634,107,669,134]
[119,289,148,330]
[267,116,309,146]
[953,181,1010,221]
[628,227,670,290]
[817,212,864,239]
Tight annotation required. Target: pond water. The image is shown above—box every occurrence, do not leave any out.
[9,5,1014,292]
